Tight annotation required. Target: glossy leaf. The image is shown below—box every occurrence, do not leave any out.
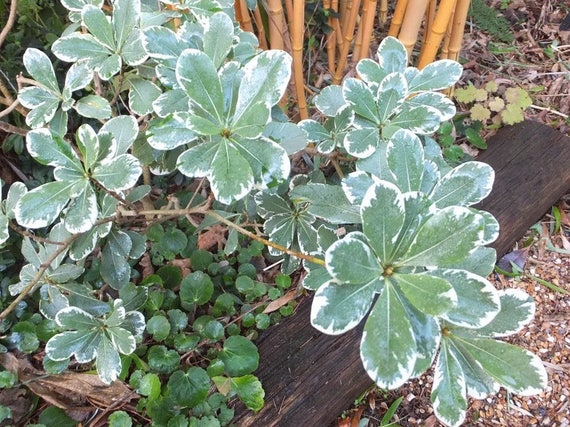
[360,281,416,389]
[92,154,142,191]
[230,375,264,412]
[430,162,495,208]
[343,78,379,124]
[129,77,161,115]
[376,73,407,124]
[394,273,457,316]
[233,50,292,125]
[311,279,378,335]
[386,129,424,193]
[75,95,112,119]
[26,128,82,171]
[455,336,547,395]
[15,181,77,229]
[361,181,405,263]
[433,269,500,329]
[180,271,214,310]
[314,85,346,116]
[167,368,210,407]
[431,340,467,427]
[401,207,485,267]
[176,49,224,122]
[376,36,407,75]
[289,183,360,224]
[203,12,234,69]
[23,48,59,93]
[219,336,259,377]
[475,289,535,337]
[408,60,463,92]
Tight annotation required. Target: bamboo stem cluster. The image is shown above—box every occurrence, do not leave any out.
[233,0,472,117]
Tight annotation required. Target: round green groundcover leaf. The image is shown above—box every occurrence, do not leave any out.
[148,345,180,374]
[167,367,210,408]
[230,375,265,412]
[146,315,171,341]
[219,336,259,377]
[180,271,214,310]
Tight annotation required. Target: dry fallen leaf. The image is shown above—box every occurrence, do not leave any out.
[198,224,227,250]
[0,353,137,421]
[262,290,298,314]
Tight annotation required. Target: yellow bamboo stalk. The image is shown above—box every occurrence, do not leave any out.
[284,0,294,30]
[266,0,285,50]
[352,16,364,63]
[237,0,255,34]
[398,0,430,57]
[333,0,362,83]
[325,0,338,73]
[292,0,308,119]
[379,0,388,25]
[388,0,409,37]
[252,5,269,50]
[447,0,470,62]
[340,0,354,37]
[358,0,378,61]
[418,0,457,68]
[423,0,437,44]
[333,0,345,52]
[440,6,455,59]
[234,0,243,26]
[339,0,349,32]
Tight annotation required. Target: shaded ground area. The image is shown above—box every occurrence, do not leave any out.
[338,1,570,425]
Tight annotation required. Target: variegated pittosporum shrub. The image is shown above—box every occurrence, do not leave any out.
[1,1,546,426]
[288,37,547,427]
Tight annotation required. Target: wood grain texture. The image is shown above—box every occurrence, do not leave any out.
[233,121,570,427]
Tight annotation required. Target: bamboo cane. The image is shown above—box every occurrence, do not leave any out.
[332,0,345,53]
[341,0,356,39]
[447,0,470,61]
[284,0,294,31]
[266,0,285,50]
[333,0,362,83]
[358,0,378,61]
[352,16,364,63]
[379,0,388,25]
[423,0,437,44]
[324,0,338,73]
[388,0,409,36]
[440,5,455,58]
[237,0,255,34]
[292,0,308,119]
[418,0,457,68]
[398,0,430,57]
[252,5,269,50]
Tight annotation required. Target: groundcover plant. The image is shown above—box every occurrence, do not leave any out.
[0,1,546,426]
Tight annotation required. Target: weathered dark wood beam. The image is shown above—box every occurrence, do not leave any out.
[233,121,570,427]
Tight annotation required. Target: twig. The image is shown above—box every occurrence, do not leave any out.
[0,0,18,49]
[0,74,28,117]
[0,232,81,320]
[205,210,325,266]
[531,104,569,119]
[8,222,63,245]
[0,120,28,136]
[0,98,21,118]
[0,217,116,320]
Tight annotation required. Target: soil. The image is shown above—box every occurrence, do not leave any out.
[337,1,570,426]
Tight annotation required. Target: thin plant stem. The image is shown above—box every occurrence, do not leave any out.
[205,210,325,266]
[0,0,18,49]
